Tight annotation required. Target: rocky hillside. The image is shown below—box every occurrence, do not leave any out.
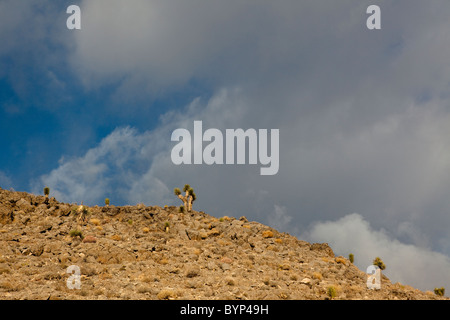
[0,187,447,300]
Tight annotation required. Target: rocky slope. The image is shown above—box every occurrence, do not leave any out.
[0,187,447,300]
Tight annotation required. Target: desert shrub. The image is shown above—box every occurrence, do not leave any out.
[69,229,83,239]
[179,205,185,213]
[0,268,10,275]
[372,257,386,270]
[185,267,200,278]
[262,230,274,238]
[312,272,323,281]
[43,186,50,197]
[335,256,347,264]
[111,235,122,241]
[349,253,354,263]
[327,286,337,299]
[157,289,177,300]
[434,287,445,296]
[90,218,101,226]
[105,198,110,206]
[225,277,235,286]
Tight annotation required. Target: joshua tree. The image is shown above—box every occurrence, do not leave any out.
[174,184,197,212]
[76,203,90,223]
[373,257,386,270]
[187,187,197,212]
[44,186,50,197]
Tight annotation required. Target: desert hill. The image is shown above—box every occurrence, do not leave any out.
[0,187,447,300]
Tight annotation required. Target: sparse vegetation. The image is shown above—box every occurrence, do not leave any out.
[327,286,337,299]
[434,287,445,296]
[349,253,354,263]
[105,198,110,206]
[69,229,83,239]
[43,186,50,197]
[262,230,274,238]
[312,272,323,281]
[111,234,122,241]
[335,256,347,264]
[174,184,197,212]
[157,289,177,300]
[179,205,185,213]
[225,277,235,286]
[90,218,101,226]
[186,267,200,278]
[72,204,91,222]
[373,257,386,270]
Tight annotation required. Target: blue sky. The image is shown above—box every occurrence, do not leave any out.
[2,0,450,293]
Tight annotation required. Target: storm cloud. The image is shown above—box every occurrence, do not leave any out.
[29,0,450,292]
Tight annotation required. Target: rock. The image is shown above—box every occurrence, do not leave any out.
[220,263,231,271]
[103,206,120,216]
[30,244,44,257]
[220,256,233,264]
[310,243,335,257]
[39,224,52,234]
[0,208,14,224]
[82,235,97,243]
[16,198,33,212]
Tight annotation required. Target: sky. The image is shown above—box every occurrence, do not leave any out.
[1,0,450,293]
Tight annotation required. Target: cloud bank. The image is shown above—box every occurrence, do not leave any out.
[25,0,450,294]
[305,213,450,292]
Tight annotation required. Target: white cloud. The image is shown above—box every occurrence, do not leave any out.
[33,0,450,290]
[304,213,450,293]
[36,88,253,209]
[36,126,161,205]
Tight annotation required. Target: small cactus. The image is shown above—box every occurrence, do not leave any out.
[105,198,110,206]
[327,286,337,299]
[349,253,354,263]
[434,287,445,296]
[43,186,50,197]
